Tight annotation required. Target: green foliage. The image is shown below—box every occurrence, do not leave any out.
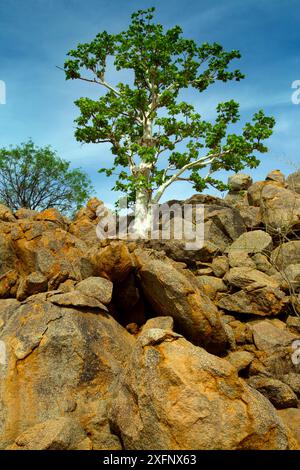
[0,140,93,213]
[64,7,275,204]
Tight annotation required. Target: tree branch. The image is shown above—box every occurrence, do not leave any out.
[152,150,230,203]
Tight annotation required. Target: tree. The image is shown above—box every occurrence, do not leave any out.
[0,140,93,213]
[63,7,275,235]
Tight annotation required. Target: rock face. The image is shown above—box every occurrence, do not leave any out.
[278,408,300,446]
[8,417,92,450]
[228,230,273,255]
[247,180,300,234]
[287,171,300,194]
[110,323,293,450]
[0,297,133,449]
[218,287,287,316]
[247,376,298,409]
[0,169,300,450]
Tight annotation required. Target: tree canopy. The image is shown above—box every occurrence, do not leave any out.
[63,7,275,232]
[0,140,93,214]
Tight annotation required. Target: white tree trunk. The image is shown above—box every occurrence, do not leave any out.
[133,186,151,238]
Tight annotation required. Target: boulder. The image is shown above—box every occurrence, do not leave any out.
[226,351,254,372]
[252,253,275,275]
[69,199,103,245]
[228,230,273,255]
[0,298,133,449]
[0,269,19,298]
[251,320,297,352]
[141,196,246,264]
[0,298,20,329]
[89,241,133,283]
[109,324,294,449]
[280,264,300,292]
[271,241,300,270]
[238,206,262,230]
[249,182,300,234]
[211,256,229,278]
[112,273,146,326]
[8,417,91,450]
[0,204,15,222]
[229,320,253,345]
[0,233,17,277]
[48,291,108,311]
[14,208,38,219]
[196,275,227,300]
[224,267,280,290]
[266,170,286,184]
[134,249,229,354]
[16,272,48,301]
[287,171,300,194]
[278,408,300,446]
[217,287,287,316]
[247,376,298,409]
[228,250,256,269]
[76,276,113,305]
[141,316,174,332]
[228,173,253,190]
[282,373,300,396]
[35,208,67,228]
[247,180,284,206]
[287,315,300,334]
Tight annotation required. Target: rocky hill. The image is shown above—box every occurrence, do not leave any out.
[0,169,300,450]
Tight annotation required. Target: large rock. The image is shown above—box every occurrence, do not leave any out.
[248,181,300,234]
[0,233,17,277]
[196,275,227,300]
[48,290,109,311]
[247,376,298,409]
[251,320,297,352]
[134,249,229,354]
[247,180,285,206]
[8,417,91,450]
[12,226,94,283]
[109,324,294,449]
[218,287,287,316]
[287,171,300,194]
[224,267,280,290]
[238,206,262,230]
[141,195,246,264]
[14,208,38,219]
[76,276,113,305]
[0,298,133,449]
[282,373,300,396]
[228,173,253,190]
[271,241,300,270]
[278,408,300,446]
[16,272,48,301]
[89,241,133,283]
[211,256,229,278]
[0,204,15,222]
[228,230,273,255]
[69,198,103,245]
[266,170,286,184]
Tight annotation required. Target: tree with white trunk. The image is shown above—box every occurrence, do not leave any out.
[63,7,275,236]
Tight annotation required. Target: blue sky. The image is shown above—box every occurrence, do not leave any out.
[0,0,299,204]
